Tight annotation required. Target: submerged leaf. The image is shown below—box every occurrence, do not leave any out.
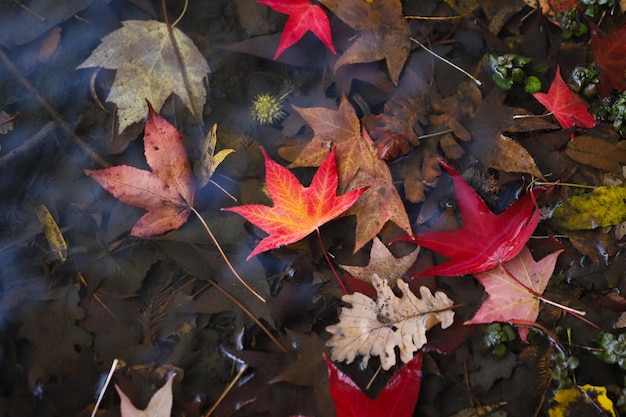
[549,384,617,417]
[77,20,210,132]
[326,274,454,370]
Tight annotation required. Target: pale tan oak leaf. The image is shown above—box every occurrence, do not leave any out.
[326,274,454,370]
[77,20,210,132]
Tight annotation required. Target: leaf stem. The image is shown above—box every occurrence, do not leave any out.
[189,206,266,302]
[203,364,249,417]
[499,262,600,330]
[410,37,482,86]
[316,228,348,294]
[206,277,286,352]
[90,359,119,417]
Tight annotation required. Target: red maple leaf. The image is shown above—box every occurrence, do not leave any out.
[257,0,336,60]
[465,247,563,342]
[532,65,596,129]
[85,102,194,237]
[223,147,367,259]
[591,24,626,96]
[393,160,549,277]
[325,352,422,417]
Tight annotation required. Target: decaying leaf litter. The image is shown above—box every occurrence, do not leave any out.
[3,0,626,416]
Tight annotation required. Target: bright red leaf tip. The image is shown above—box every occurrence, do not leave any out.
[532,65,596,130]
[591,23,626,96]
[325,352,422,417]
[392,160,550,277]
[85,101,194,237]
[223,147,367,260]
[257,0,336,60]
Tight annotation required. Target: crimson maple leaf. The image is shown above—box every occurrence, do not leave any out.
[325,352,422,417]
[258,0,336,60]
[591,24,626,96]
[85,102,194,237]
[465,247,563,342]
[532,65,596,129]
[393,160,549,277]
[223,147,367,259]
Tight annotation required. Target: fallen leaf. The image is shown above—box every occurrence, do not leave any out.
[565,135,626,172]
[223,147,367,259]
[85,102,195,237]
[465,246,563,342]
[257,0,336,59]
[489,134,544,179]
[393,160,549,277]
[532,65,596,130]
[318,0,411,85]
[193,123,235,188]
[288,95,411,251]
[552,185,626,230]
[591,23,626,96]
[77,20,210,132]
[325,351,423,417]
[326,274,454,370]
[116,374,174,417]
[35,204,67,263]
[548,384,617,417]
[339,237,419,287]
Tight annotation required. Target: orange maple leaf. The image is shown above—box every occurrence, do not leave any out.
[223,147,367,259]
[85,102,194,237]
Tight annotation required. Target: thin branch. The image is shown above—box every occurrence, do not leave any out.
[410,37,482,86]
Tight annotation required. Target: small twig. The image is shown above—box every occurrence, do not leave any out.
[161,0,205,132]
[0,111,18,125]
[534,181,598,189]
[405,14,468,20]
[189,206,265,302]
[417,129,454,140]
[316,228,347,294]
[203,364,249,417]
[13,0,45,21]
[90,359,119,417]
[206,277,286,352]
[0,47,109,168]
[410,37,482,86]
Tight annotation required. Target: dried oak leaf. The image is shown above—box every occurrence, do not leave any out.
[339,237,419,287]
[77,20,210,132]
[362,69,430,148]
[287,95,411,251]
[465,246,563,342]
[326,274,454,370]
[318,0,411,85]
[117,374,174,417]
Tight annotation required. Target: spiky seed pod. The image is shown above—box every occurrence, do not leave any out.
[250,93,286,125]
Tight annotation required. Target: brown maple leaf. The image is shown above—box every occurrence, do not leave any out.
[318,0,411,85]
[339,237,419,287]
[287,95,411,251]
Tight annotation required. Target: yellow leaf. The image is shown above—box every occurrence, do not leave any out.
[35,204,67,262]
[552,185,626,230]
[549,384,616,417]
[194,123,234,188]
[77,20,210,133]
